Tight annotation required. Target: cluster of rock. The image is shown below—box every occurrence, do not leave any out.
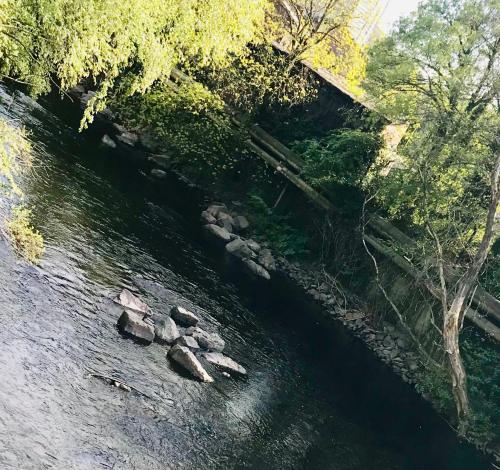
[280,260,421,385]
[115,289,247,383]
[201,203,276,281]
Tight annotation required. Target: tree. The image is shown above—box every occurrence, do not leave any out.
[364,0,500,423]
[0,0,270,127]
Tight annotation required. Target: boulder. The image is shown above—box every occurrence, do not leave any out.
[154,317,180,345]
[80,90,96,106]
[113,123,128,134]
[200,352,247,376]
[150,169,167,179]
[116,131,139,147]
[258,249,276,271]
[186,326,225,352]
[176,335,200,350]
[225,238,256,260]
[69,84,85,96]
[206,204,227,218]
[101,134,117,149]
[118,310,155,344]
[171,306,199,327]
[115,289,149,314]
[203,224,231,243]
[232,215,249,232]
[168,345,213,383]
[246,239,261,252]
[216,213,234,233]
[201,210,217,225]
[242,259,271,280]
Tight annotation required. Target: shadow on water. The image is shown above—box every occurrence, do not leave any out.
[0,85,493,469]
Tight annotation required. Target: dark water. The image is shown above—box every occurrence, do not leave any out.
[0,86,492,470]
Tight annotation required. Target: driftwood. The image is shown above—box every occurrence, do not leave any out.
[85,368,153,399]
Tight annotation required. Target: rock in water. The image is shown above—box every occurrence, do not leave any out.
[258,249,276,271]
[176,335,200,350]
[171,306,199,327]
[168,345,213,383]
[232,215,249,232]
[206,204,227,218]
[225,238,255,260]
[242,259,271,280]
[115,289,149,314]
[186,326,225,352]
[150,168,167,179]
[203,224,231,243]
[101,134,117,149]
[201,352,247,376]
[154,317,180,345]
[201,210,217,225]
[116,131,139,147]
[118,310,155,344]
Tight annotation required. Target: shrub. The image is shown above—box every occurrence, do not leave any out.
[7,207,44,264]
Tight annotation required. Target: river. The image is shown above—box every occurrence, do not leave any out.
[0,85,492,469]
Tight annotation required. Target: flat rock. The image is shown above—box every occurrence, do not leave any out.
[101,134,117,149]
[201,210,217,225]
[118,310,155,344]
[116,131,139,146]
[206,204,227,218]
[115,289,149,314]
[232,215,249,232]
[150,169,167,179]
[203,224,231,243]
[242,259,271,280]
[171,306,199,327]
[258,249,276,271]
[201,352,247,376]
[168,345,213,383]
[246,239,261,252]
[176,335,200,350]
[225,238,255,260]
[154,317,180,345]
[186,326,225,352]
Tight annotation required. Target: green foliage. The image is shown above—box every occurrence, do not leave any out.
[200,44,319,117]
[0,118,31,195]
[247,193,310,258]
[7,206,44,263]
[0,0,270,126]
[365,0,499,250]
[294,129,382,188]
[113,81,246,178]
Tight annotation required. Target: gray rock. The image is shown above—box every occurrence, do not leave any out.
[200,352,247,376]
[118,310,155,344]
[246,239,261,252]
[201,211,217,225]
[258,249,276,271]
[139,129,161,151]
[80,90,96,106]
[168,345,213,383]
[116,131,139,146]
[216,213,234,233]
[232,215,250,232]
[186,326,225,352]
[171,306,199,327]
[242,259,271,280]
[176,335,200,350]
[206,204,227,218]
[154,317,180,345]
[225,238,255,260]
[69,84,85,96]
[115,289,149,314]
[101,134,117,149]
[113,123,128,133]
[151,168,167,179]
[203,224,232,243]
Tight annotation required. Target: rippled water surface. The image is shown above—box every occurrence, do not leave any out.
[0,86,492,470]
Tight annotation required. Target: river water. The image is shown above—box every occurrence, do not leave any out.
[0,86,492,470]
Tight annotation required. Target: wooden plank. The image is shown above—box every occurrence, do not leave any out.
[246,141,333,211]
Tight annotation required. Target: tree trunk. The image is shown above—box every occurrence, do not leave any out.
[444,299,470,420]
